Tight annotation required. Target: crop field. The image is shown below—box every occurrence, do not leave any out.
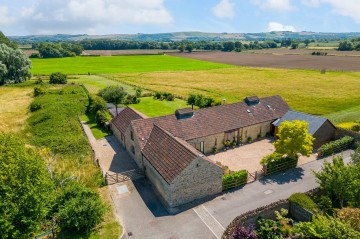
[130,97,189,117]
[247,48,360,56]
[170,52,360,71]
[82,49,178,56]
[30,55,231,75]
[111,67,360,117]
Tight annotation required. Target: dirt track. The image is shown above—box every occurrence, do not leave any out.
[170,51,360,71]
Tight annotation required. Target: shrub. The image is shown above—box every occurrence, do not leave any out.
[289,193,318,213]
[247,137,253,143]
[124,94,140,104]
[153,91,162,100]
[318,136,354,157]
[34,86,45,97]
[56,182,107,233]
[187,93,215,108]
[223,170,248,190]
[166,93,174,101]
[29,102,42,112]
[29,52,40,58]
[135,88,142,98]
[88,95,107,114]
[95,110,111,125]
[223,140,231,147]
[49,72,67,84]
[261,153,297,175]
[337,208,360,231]
[232,225,258,239]
[213,146,218,154]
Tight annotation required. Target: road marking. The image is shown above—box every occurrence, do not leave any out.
[193,205,224,239]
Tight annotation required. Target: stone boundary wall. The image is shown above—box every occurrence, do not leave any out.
[289,202,314,222]
[222,188,320,239]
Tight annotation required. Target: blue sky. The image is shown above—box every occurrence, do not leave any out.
[0,0,359,36]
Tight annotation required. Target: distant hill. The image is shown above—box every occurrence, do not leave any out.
[9,31,360,43]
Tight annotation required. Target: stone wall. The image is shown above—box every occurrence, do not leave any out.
[169,157,223,207]
[142,155,223,208]
[110,122,125,147]
[187,132,225,154]
[124,124,143,168]
[241,121,272,142]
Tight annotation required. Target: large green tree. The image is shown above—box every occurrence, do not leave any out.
[0,43,32,85]
[0,31,17,49]
[274,120,315,159]
[99,86,127,115]
[0,133,55,239]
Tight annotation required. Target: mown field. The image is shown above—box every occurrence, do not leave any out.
[110,67,360,117]
[30,55,231,75]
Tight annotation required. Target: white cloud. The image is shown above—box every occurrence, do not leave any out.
[0,6,14,25]
[212,0,236,19]
[252,0,296,11]
[268,22,296,31]
[2,0,173,34]
[301,0,360,23]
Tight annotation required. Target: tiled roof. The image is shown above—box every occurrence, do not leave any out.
[272,110,335,135]
[111,107,146,135]
[132,95,289,146]
[142,125,201,184]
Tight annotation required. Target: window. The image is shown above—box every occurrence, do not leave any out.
[130,131,134,141]
[200,141,205,153]
[131,145,135,154]
[214,138,217,146]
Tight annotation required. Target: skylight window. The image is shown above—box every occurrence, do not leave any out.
[247,109,251,113]
[267,105,272,110]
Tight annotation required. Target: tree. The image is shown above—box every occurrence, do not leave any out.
[304,39,311,47]
[313,157,354,208]
[273,120,314,159]
[222,42,235,52]
[55,182,107,233]
[88,95,107,114]
[291,42,299,49]
[49,72,67,84]
[99,86,127,115]
[0,31,17,49]
[185,44,193,53]
[178,44,185,53]
[0,133,55,239]
[0,44,32,85]
[338,41,354,51]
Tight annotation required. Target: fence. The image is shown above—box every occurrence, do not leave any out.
[263,158,298,176]
[222,169,264,191]
[105,169,144,185]
[317,144,352,158]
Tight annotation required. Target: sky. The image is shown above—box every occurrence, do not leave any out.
[0,0,359,36]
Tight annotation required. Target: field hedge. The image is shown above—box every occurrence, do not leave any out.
[261,153,298,176]
[318,136,354,158]
[289,193,318,213]
[223,170,248,191]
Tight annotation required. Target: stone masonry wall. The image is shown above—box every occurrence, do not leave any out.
[187,132,225,154]
[241,121,272,142]
[169,157,223,207]
[110,123,125,147]
[124,124,143,168]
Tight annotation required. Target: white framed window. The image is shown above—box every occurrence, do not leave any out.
[200,141,204,153]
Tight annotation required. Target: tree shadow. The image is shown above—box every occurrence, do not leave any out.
[259,167,305,185]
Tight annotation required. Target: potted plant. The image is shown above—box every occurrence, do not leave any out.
[213,146,218,154]
[247,136,253,143]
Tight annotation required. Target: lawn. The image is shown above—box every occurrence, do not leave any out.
[81,112,109,140]
[31,55,231,75]
[325,104,360,125]
[112,67,360,118]
[69,75,136,95]
[130,97,189,117]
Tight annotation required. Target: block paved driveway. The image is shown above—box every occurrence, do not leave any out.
[82,123,353,239]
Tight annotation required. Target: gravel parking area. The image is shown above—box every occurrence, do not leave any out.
[208,138,317,173]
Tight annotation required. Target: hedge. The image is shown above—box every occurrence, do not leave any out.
[261,153,298,176]
[223,170,248,191]
[289,193,318,213]
[318,136,354,158]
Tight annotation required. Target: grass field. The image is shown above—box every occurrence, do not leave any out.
[112,67,360,117]
[0,86,33,133]
[31,55,231,75]
[325,104,360,125]
[130,97,189,117]
[81,113,109,139]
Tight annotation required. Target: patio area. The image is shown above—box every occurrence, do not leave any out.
[207,138,317,173]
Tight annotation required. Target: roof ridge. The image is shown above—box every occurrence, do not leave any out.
[288,110,327,120]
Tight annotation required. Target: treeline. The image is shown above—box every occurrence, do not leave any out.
[31,42,84,58]
[338,38,360,51]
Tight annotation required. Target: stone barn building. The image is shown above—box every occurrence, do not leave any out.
[111,95,291,207]
[273,110,336,148]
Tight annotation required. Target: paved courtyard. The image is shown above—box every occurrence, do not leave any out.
[208,138,317,173]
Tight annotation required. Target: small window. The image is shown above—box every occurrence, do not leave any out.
[247,109,251,113]
[267,104,272,110]
[130,131,134,141]
[200,141,205,153]
[131,145,135,154]
[214,138,217,146]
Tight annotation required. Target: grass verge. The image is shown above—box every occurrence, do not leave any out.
[80,112,109,140]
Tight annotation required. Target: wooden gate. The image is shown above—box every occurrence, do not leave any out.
[105,169,144,185]
[247,169,264,183]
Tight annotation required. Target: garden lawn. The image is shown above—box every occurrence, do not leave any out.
[31,55,231,75]
[112,67,360,118]
[81,113,109,140]
[325,104,360,125]
[130,97,189,117]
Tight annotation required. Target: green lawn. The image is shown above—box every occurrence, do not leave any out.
[31,55,231,75]
[325,104,360,125]
[80,113,109,140]
[130,97,189,117]
[69,75,136,95]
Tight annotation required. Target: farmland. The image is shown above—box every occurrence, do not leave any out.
[170,52,360,71]
[110,67,360,117]
[30,55,231,75]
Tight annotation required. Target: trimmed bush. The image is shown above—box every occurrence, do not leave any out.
[49,72,67,84]
[337,208,360,231]
[223,170,248,190]
[34,86,45,97]
[289,193,318,213]
[88,94,107,114]
[29,102,42,112]
[261,153,297,175]
[318,136,354,157]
